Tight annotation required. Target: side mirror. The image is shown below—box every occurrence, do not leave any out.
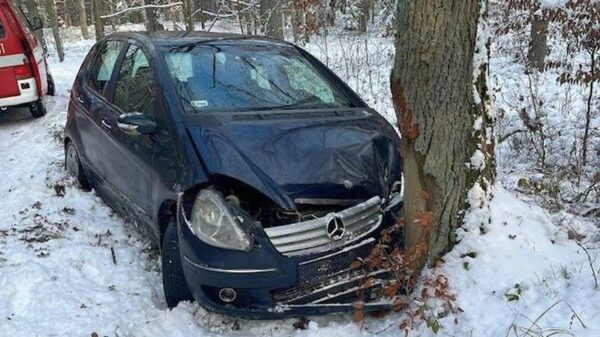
[117,113,157,136]
[31,17,43,30]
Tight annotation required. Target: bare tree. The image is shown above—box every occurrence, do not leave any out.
[46,0,65,61]
[145,0,165,32]
[391,0,495,263]
[78,0,89,38]
[21,0,46,51]
[260,0,284,39]
[528,1,548,71]
[92,0,104,40]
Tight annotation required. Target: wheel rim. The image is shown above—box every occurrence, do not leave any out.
[66,144,80,178]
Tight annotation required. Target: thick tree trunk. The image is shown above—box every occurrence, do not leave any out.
[92,0,104,40]
[391,0,495,263]
[528,9,548,71]
[46,0,65,62]
[260,0,284,39]
[78,0,89,39]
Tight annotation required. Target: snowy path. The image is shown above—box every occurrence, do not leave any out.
[0,41,598,337]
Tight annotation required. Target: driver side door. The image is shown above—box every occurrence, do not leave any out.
[101,42,159,218]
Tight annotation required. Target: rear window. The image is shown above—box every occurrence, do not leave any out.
[0,17,6,39]
[162,42,356,113]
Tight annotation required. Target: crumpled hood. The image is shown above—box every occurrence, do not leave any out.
[187,110,402,209]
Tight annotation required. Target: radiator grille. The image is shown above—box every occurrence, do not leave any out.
[264,197,383,256]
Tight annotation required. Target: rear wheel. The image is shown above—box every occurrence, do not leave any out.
[47,74,56,97]
[29,99,46,118]
[162,221,194,308]
[65,141,91,191]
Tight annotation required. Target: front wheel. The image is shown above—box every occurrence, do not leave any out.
[162,221,194,309]
[65,141,91,191]
[29,99,46,118]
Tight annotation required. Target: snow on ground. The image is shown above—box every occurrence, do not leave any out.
[0,31,598,337]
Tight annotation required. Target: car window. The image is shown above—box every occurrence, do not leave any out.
[162,42,355,113]
[0,19,5,39]
[113,44,156,115]
[90,40,124,95]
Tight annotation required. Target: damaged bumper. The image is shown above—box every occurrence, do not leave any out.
[177,194,403,319]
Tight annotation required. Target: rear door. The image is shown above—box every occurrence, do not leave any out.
[76,40,125,178]
[101,42,160,215]
[0,3,23,98]
[4,2,47,95]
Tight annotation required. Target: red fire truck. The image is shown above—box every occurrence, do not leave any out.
[0,0,54,118]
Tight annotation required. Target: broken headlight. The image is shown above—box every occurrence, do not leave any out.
[187,189,252,251]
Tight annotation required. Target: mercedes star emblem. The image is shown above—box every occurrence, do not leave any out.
[326,215,346,241]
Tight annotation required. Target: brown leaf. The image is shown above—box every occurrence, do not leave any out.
[393,298,407,312]
[352,309,364,322]
[350,260,362,269]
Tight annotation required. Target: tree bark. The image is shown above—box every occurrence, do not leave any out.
[391,0,495,263]
[528,8,548,71]
[78,0,89,39]
[46,0,65,62]
[92,0,104,40]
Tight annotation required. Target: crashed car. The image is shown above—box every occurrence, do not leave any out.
[64,31,403,318]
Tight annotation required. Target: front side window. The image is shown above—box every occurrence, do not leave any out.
[113,44,156,114]
[162,42,356,113]
[90,40,124,95]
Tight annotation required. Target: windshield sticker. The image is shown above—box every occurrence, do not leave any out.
[191,100,209,109]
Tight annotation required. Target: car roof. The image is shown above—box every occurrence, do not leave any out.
[106,31,290,48]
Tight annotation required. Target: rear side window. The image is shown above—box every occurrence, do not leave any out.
[0,19,5,39]
[89,41,124,95]
[113,44,156,114]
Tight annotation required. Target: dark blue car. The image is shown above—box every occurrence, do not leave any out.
[65,31,403,319]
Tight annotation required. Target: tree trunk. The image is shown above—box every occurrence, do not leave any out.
[78,0,89,39]
[22,0,46,52]
[357,0,370,33]
[582,49,595,167]
[92,0,104,40]
[260,0,284,39]
[182,0,194,31]
[528,8,548,71]
[145,0,164,32]
[46,0,65,62]
[391,0,495,263]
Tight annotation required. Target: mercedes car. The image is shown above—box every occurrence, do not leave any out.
[64,31,403,318]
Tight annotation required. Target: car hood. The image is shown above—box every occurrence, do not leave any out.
[186,110,402,210]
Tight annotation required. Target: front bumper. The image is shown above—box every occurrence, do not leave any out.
[177,194,403,319]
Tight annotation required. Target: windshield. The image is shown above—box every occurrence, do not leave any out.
[162,42,356,113]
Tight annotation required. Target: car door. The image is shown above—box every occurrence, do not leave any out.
[101,42,160,216]
[76,40,125,180]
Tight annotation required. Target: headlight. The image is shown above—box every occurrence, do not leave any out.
[187,189,252,251]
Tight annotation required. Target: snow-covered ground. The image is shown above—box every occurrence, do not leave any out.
[0,31,598,337]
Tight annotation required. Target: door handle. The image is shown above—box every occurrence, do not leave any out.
[101,119,112,130]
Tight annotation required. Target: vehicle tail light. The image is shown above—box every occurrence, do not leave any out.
[13,63,33,80]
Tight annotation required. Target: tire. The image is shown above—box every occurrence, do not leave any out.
[29,99,46,118]
[65,141,91,191]
[162,221,194,309]
[47,74,56,97]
